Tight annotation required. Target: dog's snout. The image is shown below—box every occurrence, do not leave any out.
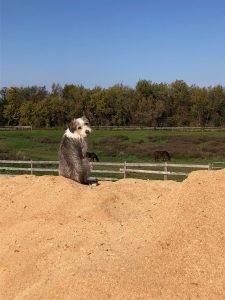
[85,129,90,135]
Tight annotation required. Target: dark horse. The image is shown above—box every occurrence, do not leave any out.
[86,152,99,162]
[154,150,171,162]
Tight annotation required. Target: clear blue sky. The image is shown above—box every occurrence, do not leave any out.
[1,0,225,90]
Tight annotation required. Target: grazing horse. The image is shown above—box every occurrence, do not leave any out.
[154,150,171,162]
[86,152,99,162]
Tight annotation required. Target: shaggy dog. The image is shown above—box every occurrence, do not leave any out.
[58,116,92,184]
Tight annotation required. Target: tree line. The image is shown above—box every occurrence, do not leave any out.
[0,80,225,128]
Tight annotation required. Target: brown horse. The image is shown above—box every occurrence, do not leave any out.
[86,152,99,162]
[154,150,171,162]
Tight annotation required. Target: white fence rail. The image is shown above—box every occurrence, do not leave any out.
[211,162,225,169]
[0,160,222,181]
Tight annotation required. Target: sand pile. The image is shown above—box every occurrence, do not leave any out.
[1,170,225,299]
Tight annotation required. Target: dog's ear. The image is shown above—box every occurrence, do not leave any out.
[68,119,78,133]
[82,116,90,124]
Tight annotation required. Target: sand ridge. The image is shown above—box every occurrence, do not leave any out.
[0,170,225,299]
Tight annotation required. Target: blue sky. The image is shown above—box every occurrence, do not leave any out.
[1,0,225,90]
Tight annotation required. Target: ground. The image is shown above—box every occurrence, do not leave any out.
[1,170,225,299]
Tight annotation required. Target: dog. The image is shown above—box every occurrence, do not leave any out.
[58,116,92,184]
[86,152,99,162]
[154,150,171,162]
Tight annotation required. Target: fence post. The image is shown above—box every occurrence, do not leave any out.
[208,163,212,170]
[164,162,168,180]
[124,161,127,178]
[31,160,33,175]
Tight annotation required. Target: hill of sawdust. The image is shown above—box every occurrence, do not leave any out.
[1,170,225,299]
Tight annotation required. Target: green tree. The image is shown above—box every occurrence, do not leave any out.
[0,87,8,125]
[19,101,34,126]
[3,87,23,125]
[62,84,90,121]
[134,81,168,126]
[190,86,209,126]
[104,84,133,126]
[1,81,225,128]
[207,85,225,126]
[168,80,191,126]
[88,87,112,125]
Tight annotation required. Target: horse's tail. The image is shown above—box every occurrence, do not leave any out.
[167,151,171,160]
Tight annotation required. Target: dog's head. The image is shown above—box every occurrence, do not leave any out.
[68,116,92,139]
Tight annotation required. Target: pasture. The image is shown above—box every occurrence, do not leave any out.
[0,128,225,163]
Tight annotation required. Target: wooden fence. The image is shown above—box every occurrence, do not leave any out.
[0,126,32,131]
[1,126,225,131]
[0,160,223,181]
[92,126,225,131]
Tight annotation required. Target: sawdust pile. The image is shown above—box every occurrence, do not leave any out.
[1,170,225,299]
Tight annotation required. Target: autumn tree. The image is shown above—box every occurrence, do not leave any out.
[1,81,225,128]
[0,87,8,125]
[168,80,191,126]
[207,85,225,126]
[190,86,209,126]
[3,87,23,125]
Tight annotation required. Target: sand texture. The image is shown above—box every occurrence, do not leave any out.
[1,170,225,299]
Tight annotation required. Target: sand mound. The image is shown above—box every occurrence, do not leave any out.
[1,170,225,299]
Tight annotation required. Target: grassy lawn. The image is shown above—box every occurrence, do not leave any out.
[0,129,63,160]
[0,128,225,164]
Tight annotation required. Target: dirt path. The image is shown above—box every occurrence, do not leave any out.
[1,170,225,299]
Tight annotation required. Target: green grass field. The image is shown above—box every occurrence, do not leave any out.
[0,128,225,164]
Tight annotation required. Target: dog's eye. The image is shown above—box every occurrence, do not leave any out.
[78,126,82,130]
[85,123,89,125]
